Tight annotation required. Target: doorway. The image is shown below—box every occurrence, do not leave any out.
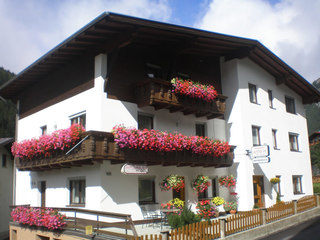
[40,181,46,208]
[253,176,264,208]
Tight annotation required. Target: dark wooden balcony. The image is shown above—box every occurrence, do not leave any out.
[16,131,234,171]
[136,78,227,119]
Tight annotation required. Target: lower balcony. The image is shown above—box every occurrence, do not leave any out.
[16,131,234,171]
[136,78,227,119]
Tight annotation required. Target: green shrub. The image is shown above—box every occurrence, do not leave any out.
[313,182,320,193]
[167,206,201,229]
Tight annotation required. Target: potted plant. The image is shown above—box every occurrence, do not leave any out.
[171,78,218,102]
[211,196,225,207]
[223,201,238,214]
[191,175,211,193]
[270,177,280,184]
[160,175,185,191]
[218,175,236,189]
[196,200,217,220]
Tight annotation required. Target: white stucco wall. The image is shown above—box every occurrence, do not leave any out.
[14,53,313,217]
[0,147,13,234]
[14,53,230,217]
[221,57,313,210]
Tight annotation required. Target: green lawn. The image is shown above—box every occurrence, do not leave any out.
[313,182,320,193]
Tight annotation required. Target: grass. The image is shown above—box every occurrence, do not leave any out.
[313,182,320,193]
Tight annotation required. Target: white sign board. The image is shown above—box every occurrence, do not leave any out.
[252,157,270,164]
[121,164,149,175]
[251,145,269,158]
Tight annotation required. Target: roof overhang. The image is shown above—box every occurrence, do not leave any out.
[1,12,319,104]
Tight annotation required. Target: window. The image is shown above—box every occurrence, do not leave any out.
[285,96,296,114]
[69,179,85,205]
[138,114,153,130]
[292,176,302,194]
[289,133,299,151]
[146,63,162,78]
[268,90,273,108]
[275,175,281,195]
[252,126,261,146]
[139,177,155,204]
[70,113,86,129]
[249,83,258,103]
[272,129,278,149]
[40,125,47,135]
[2,154,6,168]
[198,178,217,200]
[195,123,206,137]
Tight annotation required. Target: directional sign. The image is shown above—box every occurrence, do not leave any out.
[121,164,149,175]
[252,157,270,164]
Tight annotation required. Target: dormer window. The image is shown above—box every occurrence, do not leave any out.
[146,63,162,79]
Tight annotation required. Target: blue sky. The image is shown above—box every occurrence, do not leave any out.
[1,0,320,83]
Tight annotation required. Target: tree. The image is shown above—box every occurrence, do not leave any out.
[0,66,16,137]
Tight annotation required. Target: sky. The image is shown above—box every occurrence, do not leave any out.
[1,0,320,83]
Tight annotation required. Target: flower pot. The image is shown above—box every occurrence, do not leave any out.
[229,209,237,214]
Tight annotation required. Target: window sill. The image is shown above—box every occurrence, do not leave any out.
[139,202,158,205]
[250,102,260,105]
[294,192,304,195]
[286,111,297,115]
[66,204,85,208]
[269,107,276,110]
[273,148,280,150]
[290,150,301,153]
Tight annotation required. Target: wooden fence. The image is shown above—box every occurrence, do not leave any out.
[266,201,294,223]
[138,195,319,240]
[225,210,262,236]
[297,195,317,213]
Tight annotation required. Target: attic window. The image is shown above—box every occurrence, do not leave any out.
[146,63,162,79]
[177,72,190,79]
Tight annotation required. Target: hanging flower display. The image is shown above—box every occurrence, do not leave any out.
[196,200,217,220]
[112,125,230,157]
[218,175,236,188]
[171,78,218,102]
[270,177,280,184]
[191,175,211,193]
[11,206,66,230]
[160,174,185,191]
[11,124,85,161]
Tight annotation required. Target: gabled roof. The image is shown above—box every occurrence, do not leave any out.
[1,12,320,104]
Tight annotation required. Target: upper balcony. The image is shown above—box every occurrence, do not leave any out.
[15,131,234,171]
[136,78,227,119]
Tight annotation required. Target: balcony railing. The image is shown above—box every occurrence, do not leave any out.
[136,78,227,119]
[16,131,234,171]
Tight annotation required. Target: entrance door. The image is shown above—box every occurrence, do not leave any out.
[253,176,264,208]
[40,181,46,208]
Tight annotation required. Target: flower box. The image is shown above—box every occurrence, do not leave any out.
[136,78,227,119]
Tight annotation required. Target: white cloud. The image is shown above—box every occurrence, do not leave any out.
[0,0,171,74]
[196,0,320,82]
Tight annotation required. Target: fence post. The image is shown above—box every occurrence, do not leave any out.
[261,209,267,225]
[316,194,320,207]
[220,219,226,239]
[293,200,298,214]
[160,231,170,240]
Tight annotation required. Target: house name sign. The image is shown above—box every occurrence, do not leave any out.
[121,164,149,175]
[251,145,270,164]
[251,145,269,158]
